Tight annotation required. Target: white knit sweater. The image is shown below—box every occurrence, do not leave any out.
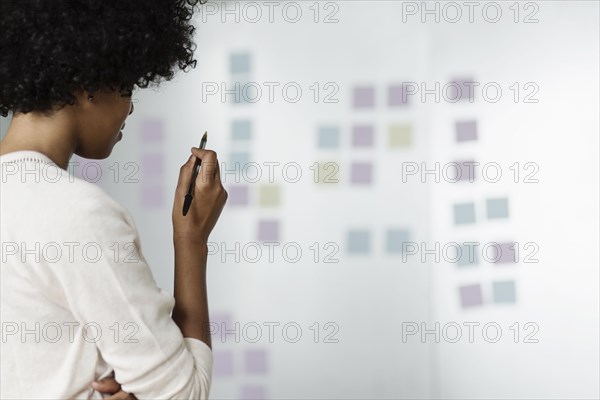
[0,150,212,399]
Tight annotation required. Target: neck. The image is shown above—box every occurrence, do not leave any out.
[0,111,79,170]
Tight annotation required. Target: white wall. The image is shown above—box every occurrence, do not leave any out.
[2,1,598,398]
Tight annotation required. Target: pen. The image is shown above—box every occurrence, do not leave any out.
[182,131,208,216]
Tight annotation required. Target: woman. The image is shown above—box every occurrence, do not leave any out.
[0,1,227,399]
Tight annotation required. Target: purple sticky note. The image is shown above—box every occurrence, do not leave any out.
[351,162,373,184]
[214,350,234,377]
[258,220,279,241]
[140,119,165,142]
[388,84,409,107]
[449,78,476,102]
[141,153,165,177]
[352,125,374,147]
[456,121,477,142]
[245,349,267,374]
[493,242,517,264]
[240,385,266,400]
[454,160,476,182]
[140,185,164,207]
[459,284,483,308]
[229,185,249,206]
[211,312,233,330]
[353,86,375,108]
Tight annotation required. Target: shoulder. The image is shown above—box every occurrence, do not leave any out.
[63,178,137,234]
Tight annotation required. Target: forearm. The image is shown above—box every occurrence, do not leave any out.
[172,237,211,349]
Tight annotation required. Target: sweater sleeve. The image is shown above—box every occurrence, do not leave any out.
[50,191,212,400]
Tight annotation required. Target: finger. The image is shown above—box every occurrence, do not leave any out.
[176,153,198,191]
[190,148,218,183]
[213,153,222,183]
[91,378,121,394]
[105,390,136,400]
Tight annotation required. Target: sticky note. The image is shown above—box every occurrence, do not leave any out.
[353,86,375,108]
[347,230,370,254]
[388,84,409,107]
[211,312,233,331]
[140,119,164,142]
[227,80,253,105]
[214,350,234,377]
[228,185,249,206]
[230,53,251,74]
[493,242,517,264]
[314,161,341,185]
[456,120,477,142]
[258,220,279,241]
[453,203,475,224]
[244,349,267,374]
[454,160,476,181]
[318,126,340,149]
[351,162,373,184]
[386,229,410,254]
[232,120,252,141]
[229,152,250,171]
[240,385,266,400]
[493,280,516,303]
[211,312,235,342]
[140,185,164,207]
[459,284,483,308]
[352,125,374,147]
[449,78,475,102]
[486,197,509,219]
[259,185,280,207]
[141,153,165,177]
[457,243,479,266]
[389,124,412,148]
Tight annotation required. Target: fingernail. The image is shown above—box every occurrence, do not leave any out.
[91,381,100,388]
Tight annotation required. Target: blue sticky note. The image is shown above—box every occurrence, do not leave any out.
[454,203,475,224]
[493,280,516,303]
[348,230,370,254]
[229,152,250,170]
[230,53,250,74]
[457,243,479,266]
[386,229,410,254]
[318,126,340,149]
[487,197,509,219]
[232,120,252,141]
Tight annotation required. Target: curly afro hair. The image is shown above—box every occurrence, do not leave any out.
[0,0,207,118]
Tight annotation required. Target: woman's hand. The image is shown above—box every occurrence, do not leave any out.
[172,148,228,244]
[92,378,137,399]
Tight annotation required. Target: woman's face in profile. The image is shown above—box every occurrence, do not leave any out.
[75,88,134,159]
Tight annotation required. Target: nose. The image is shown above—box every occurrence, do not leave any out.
[129,103,134,115]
